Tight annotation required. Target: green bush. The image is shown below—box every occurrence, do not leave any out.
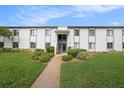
[67,49,87,57]
[62,55,73,61]
[33,49,44,56]
[0,48,34,53]
[76,52,95,60]
[47,53,54,58]
[39,54,51,62]
[46,46,54,53]
[32,55,40,60]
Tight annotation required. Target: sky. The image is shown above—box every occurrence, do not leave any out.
[0,5,124,26]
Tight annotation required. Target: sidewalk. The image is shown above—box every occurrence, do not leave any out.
[31,54,63,88]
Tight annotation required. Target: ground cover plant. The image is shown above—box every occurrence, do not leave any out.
[61,52,124,88]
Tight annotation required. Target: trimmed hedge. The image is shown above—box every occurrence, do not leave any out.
[67,49,87,57]
[76,52,95,60]
[39,54,51,62]
[0,48,33,53]
[46,46,54,53]
[62,55,73,61]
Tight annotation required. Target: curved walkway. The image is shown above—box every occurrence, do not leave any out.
[31,54,63,88]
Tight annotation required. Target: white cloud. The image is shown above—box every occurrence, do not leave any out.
[13,6,70,25]
[110,21,120,25]
[11,5,124,25]
[72,5,124,18]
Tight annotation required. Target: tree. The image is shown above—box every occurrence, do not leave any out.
[0,27,12,38]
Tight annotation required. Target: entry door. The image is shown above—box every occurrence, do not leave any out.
[57,34,67,53]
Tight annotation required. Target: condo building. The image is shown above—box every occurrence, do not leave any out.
[0,26,124,54]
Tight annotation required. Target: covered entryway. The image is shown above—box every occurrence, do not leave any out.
[55,29,70,54]
[57,34,67,54]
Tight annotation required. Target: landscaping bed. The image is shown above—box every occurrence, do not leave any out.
[61,52,124,88]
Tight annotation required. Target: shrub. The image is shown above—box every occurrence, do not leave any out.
[33,49,44,56]
[76,52,95,60]
[32,55,40,60]
[47,53,54,58]
[62,55,73,61]
[46,46,54,53]
[39,54,51,62]
[67,49,87,57]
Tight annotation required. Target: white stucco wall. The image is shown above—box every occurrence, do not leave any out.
[1,26,124,53]
[19,28,30,48]
[80,28,88,50]
[114,29,122,51]
[96,28,107,52]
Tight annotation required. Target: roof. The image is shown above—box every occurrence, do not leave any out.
[0,26,124,28]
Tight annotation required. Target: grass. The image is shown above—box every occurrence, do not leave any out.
[0,53,47,88]
[61,53,124,88]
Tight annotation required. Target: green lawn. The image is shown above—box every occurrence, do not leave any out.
[0,53,47,88]
[61,53,124,88]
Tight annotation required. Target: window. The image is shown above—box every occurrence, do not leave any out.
[123,42,124,49]
[89,30,95,36]
[46,42,50,49]
[0,42,4,48]
[122,30,124,36]
[13,42,19,48]
[107,42,113,49]
[74,30,79,36]
[74,42,79,49]
[107,30,113,36]
[30,42,36,48]
[89,42,95,49]
[30,29,36,36]
[45,29,50,36]
[13,30,19,36]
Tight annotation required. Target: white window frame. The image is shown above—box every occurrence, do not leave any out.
[45,29,51,36]
[13,29,19,36]
[74,42,79,49]
[89,42,95,49]
[30,42,36,48]
[89,29,95,36]
[107,42,113,49]
[74,29,79,36]
[107,29,113,36]
[30,29,36,36]
[13,42,19,48]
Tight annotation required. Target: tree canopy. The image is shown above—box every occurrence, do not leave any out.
[0,27,12,38]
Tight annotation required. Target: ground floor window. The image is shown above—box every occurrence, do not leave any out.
[89,42,95,49]
[74,42,79,49]
[107,42,113,49]
[30,42,36,48]
[45,42,50,49]
[123,42,124,49]
[13,42,19,48]
[0,42,4,48]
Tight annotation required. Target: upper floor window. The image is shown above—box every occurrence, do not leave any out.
[89,42,95,49]
[0,42,4,48]
[107,29,113,36]
[89,30,95,36]
[45,29,50,36]
[30,29,36,36]
[30,42,36,48]
[74,42,79,49]
[13,42,19,48]
[74,30,79,36]
[13,30,19,36]
[122,30,124,36]
[107,42,113,49]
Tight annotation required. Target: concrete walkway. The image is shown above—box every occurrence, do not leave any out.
[31,54,63,88]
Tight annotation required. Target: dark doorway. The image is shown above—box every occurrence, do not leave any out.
[57,34,67,54]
